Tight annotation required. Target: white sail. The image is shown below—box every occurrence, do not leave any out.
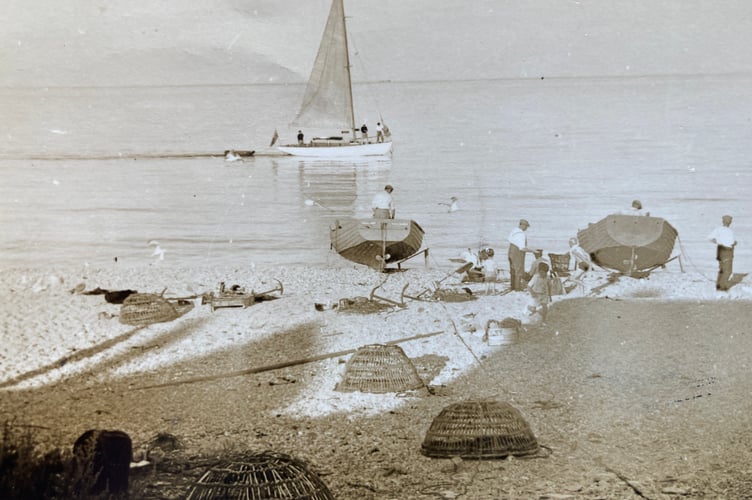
[291,0,354,132]
[278,0,392,158]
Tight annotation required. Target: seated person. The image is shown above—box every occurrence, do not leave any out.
[462,248,494,283]
[460,248,479,267]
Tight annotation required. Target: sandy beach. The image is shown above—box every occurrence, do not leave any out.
[3,1,752,497]
[2,262,751,498]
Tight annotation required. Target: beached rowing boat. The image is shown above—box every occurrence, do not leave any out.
[577,214,678,276]
[330,218,425,270]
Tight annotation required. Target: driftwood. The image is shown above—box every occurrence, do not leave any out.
[135,330,446,391]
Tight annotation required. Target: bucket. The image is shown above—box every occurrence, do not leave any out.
[484,319,519,346]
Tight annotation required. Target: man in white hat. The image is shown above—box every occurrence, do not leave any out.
[507,219,532,291]
[371,184,395,219]
[708,214,737,291]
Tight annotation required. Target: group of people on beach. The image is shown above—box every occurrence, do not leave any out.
[372,186,740,315]
[504,210,739,320]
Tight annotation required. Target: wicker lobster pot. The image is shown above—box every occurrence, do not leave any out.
[119,293,194,326]
[336,344,424,393]
[186,452,334,500]
[421,400,539,459]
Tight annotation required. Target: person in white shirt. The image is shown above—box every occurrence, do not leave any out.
[371,184,395,219]
[460,248,479,267]
[376,122,385,143]
[507,219,531,291]
[708,214,737,291]
[481,248,499,294]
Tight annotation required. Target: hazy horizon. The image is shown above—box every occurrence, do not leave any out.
[3,0,752,87]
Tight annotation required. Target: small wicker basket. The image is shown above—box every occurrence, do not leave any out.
[186,451,334,500]
[119,293,193,326]
[548,252,571,276]
[421,400,538,459]
[336,344,424,393]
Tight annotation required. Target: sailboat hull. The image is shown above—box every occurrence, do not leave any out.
[279,141,392,158]
[330,218,424,269]
[577,214,678,275]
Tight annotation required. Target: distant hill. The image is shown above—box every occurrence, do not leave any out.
[2,48,301,88]
[2,0,750,87]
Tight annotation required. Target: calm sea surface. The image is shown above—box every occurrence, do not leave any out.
[1,75,750,273]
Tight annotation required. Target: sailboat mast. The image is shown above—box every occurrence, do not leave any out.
[340,0,357,137]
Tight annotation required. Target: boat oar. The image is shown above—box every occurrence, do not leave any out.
[403,262,474,301]
[369,281,407,308]
[255,279,284,297]
[444,261,474,283]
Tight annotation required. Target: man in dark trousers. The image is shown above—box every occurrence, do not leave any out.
[708,214,737,291]
[507,219,532,291]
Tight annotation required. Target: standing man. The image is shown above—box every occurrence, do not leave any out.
[297,130,304,146]
[376,122,384,143]
[507,219,532,291]
[371,184,395,219]
[708,215,737,291]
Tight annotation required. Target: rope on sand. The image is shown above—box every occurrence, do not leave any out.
[134,330,446,391]
[676,235,715,282]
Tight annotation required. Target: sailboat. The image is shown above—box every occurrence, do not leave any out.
[276,0,392,158]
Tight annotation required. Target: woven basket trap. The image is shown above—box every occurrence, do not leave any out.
[186,451,334,500]
[119,293,193,326]
[336,344,424,394]
[421,400,538,458]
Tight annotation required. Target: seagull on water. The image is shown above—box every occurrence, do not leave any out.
[224,150,242,162]
[148,240,165,260]
[439,196,459,213]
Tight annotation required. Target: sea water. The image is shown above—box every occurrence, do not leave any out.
[1,75,750,274]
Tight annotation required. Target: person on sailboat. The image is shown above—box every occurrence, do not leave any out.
[360,123,369,142]
[376,122,384,143]
[297,130,305,146]
[371,184,394,219]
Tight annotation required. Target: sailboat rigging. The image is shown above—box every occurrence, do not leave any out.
[276,0,392,157]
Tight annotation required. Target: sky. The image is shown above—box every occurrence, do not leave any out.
[2,0,752,86]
